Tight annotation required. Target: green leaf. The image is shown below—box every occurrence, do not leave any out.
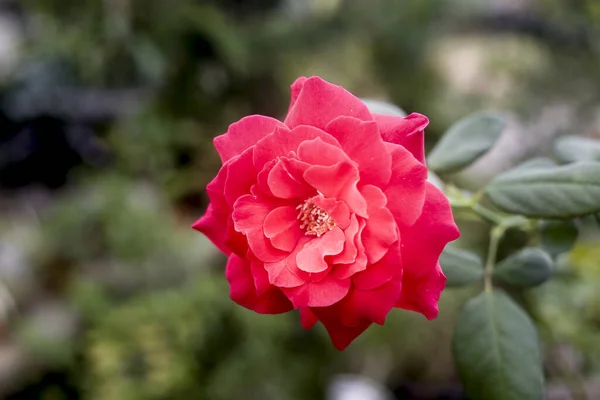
[485,161,600,218]
[428,112,506,173]
[493,248,553,287]
[554,135,600,163]
[540,220,578,257]
[360,99,406,117]
[453,290,544,400]
[509,157,557,172]
[440,246,484,287]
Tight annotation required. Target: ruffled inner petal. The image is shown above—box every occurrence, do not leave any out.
[296,227,345,273]
[263,206,304,252]
[360,185,399,264]
[303,161,367,217]
[253,125,340,172]
[264,238,311,288]
[267,158,314,199]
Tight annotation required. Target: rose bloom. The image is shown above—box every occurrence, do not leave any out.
[193,76,459,350]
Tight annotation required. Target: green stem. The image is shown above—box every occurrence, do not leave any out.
[484,226,505,293]
[472,203,504,225]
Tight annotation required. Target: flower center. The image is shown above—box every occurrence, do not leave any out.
[296,200,336,237]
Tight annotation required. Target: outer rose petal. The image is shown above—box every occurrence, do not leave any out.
[214,115,289,163]
[284,76,373,130]
[300,307,318,330]
[192,204,229,255]
[288,76,308,111]
[224,148,257,207]
[226,254,293,314]
[324,116,392,188]
[192,166,230,254]
[396,183,460,319]
[353,241,402,291]
[396,263,446,320]
[373,112,429,164]
[340,273,402,327]
[310,304,371,351]
[384,143,428,227]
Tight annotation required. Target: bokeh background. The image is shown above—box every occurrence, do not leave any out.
[0,0,599,399]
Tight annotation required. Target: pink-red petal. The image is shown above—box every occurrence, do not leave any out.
[226,254,293,314]
[395,183,459,318]
[214,115,289,163]
[384,143,428,227]
[284,76,373,130]
[263,206,304,252]
[296,227,345,273]
[325,116,392,188]
[396,263,446,320]
[353,241,402,291]
[281,277,351,308]
[372,112,429,164]
[360,185,399,264]
[310,305,371,351]
[253,125,339,172]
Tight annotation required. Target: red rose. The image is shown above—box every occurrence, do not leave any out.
[193,76,459,350]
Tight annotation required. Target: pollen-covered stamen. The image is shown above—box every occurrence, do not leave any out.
[296,200,336,237]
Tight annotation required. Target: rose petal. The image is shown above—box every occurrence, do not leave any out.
[395,183,459,318]
[300,307,318,330]
[297,136,350,167]
[224,148,257,207]
[353,241,402,291]
[192,204,230,255]
[340,273,402,327]
[360,185,399,264]
[264,238,311,288]
[282,277,351,308]
[372,112,429,163]
[384,143,428,227]
[329,214,359,264]
[226,254,293,314]
[214,115,289,163]
[253,125,340,172]
[284,76,373,130]
[301,141,367,217]
[296,227,345,273]
[325,116,392,188]
[267,158,314,200]
[310,305,371,351]
[263,206,304,252]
